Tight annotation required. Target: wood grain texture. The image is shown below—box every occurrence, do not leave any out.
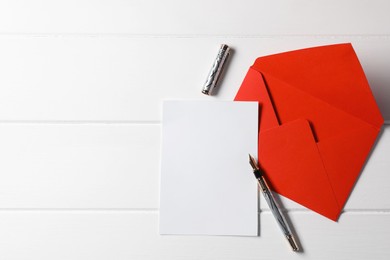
[0,36,389,121]
[0,0,389,35]
[0,211,389,260]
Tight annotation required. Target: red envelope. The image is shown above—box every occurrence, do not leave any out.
[234,43,384,221]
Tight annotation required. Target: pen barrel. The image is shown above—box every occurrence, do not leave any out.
[257,177,291,236]
[251,158,299,252]
[202,44,230,95]
[257,176,299,251]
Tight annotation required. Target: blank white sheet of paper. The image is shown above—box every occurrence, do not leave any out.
[159,101,258,236]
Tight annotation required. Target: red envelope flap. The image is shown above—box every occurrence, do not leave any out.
[260,119,341,220]
[261,71,374,142]
[252,43,384,130]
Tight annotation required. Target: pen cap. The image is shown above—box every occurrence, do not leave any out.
[202,44,231,95]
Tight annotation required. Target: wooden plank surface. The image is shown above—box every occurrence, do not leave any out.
[0,36,389,122]
[0,0,389,35]
[0,124,160,209]
[0,124,388,211]
[0,0,389,259]
[0,211,389,260]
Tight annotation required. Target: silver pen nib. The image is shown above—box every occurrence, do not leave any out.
[249,154,259,171]
[249,154,262,179]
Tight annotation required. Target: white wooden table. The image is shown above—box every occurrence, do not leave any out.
[0,1,389,259]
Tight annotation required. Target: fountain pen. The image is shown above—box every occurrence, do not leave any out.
[249,154,299,251]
